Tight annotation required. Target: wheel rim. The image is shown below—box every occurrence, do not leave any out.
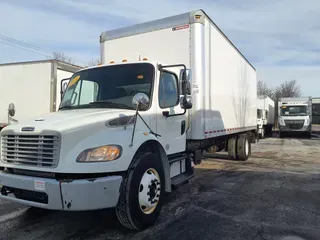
[245,139,249,156]
[138,168,161,214]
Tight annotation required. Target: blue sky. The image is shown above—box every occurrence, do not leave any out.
[0,0,320,96]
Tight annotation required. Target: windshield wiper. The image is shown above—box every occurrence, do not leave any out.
[59,106,75,110]
[89,101,132,109]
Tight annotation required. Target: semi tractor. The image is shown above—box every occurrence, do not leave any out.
[0,60,80,131]
[257,95,275,138]
[0,9,257,230]
[278,97,312,138]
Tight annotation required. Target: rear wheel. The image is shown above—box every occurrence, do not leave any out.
[227,137,237,160]
[236,134,251,161]
[115,151,165,230]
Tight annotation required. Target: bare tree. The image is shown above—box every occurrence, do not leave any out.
[52,52,75,64]
[257,80,273,98]
[276,79,301,98]
[85,57,100,67]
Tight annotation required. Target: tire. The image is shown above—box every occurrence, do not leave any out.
[236,134,251,161]
[267,125,273,136]
[115,151,165,230]
[227,137,237,160]
[279,131,285,138]
[306,132,312,139]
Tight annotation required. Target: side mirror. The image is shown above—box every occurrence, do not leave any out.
[179,69,192,95]
[60,78,71,100]
[180,95,193,109]
[8,103,15,117]
[132,93,150,111]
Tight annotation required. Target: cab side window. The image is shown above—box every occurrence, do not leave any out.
[158,71,179,108]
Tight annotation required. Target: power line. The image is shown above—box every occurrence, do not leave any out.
[0,34,52,55]
[0,40,52,58]
[0,34,87,64]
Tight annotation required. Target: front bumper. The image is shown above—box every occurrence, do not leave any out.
[0,172,122,211]
[279,124,311,132]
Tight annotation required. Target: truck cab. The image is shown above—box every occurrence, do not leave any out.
[278,97,312,138]
[257,109,268,138]
[0,60,192,230]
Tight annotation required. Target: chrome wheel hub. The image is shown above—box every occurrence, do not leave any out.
[138,168,161,214]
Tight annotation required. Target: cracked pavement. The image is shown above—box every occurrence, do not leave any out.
[0,135,320,240]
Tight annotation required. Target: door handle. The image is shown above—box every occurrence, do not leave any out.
[162,111,169,117]
[181,120,186,135]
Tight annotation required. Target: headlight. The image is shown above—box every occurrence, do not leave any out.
[76,145,122,162]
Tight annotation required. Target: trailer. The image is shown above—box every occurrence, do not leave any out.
[0,9,257,230]
[0,60,81,130]
[257,95,275,138]
[278,97,312,138]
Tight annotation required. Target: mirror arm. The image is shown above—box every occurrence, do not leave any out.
[130,101,161,147]
[129,105,139,147]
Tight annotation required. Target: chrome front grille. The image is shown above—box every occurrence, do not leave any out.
[284,120,305,130]
[1,135,60,168]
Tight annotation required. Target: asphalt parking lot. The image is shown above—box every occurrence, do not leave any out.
[0,133,320,240]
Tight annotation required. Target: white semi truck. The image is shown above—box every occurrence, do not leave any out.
[257,95,275,138]
[278,97,312,138]
[0,60,80,131]
[0,9,257,230]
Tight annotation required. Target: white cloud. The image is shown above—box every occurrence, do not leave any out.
[0,0,320,95]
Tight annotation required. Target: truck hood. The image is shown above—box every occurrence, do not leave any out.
[2,108,136,133]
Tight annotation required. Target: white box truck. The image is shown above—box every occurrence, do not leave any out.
[257,95,275,138]
[0,9,257,230]
[278,97,312,138]
[0,60,80,131]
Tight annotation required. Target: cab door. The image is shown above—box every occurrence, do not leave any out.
[156,70,187,155]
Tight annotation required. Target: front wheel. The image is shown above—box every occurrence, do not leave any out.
[115,151,165,230]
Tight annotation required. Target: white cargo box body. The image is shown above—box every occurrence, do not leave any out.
[279,97,312,107]
[0,60,80,124]
[257,96,275,124]
[278,97,312,118]
[100,9,257,140]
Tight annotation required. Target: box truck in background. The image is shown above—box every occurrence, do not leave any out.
[278,97,312,138]
[0,9,257,230]
[0,60,81,130]
[257,95,275,138]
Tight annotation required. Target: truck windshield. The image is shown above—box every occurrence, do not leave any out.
[280,105,308,116]
[59,63,154,110]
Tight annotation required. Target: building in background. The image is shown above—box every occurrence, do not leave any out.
[312,97,320,124]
